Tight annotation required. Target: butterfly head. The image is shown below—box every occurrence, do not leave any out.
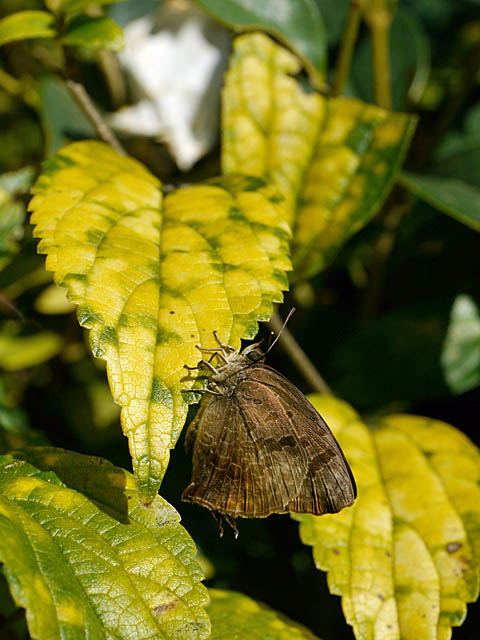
[242,342,265,364]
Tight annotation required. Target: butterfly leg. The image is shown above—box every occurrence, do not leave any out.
[211,511,225,538]
[224,514,239,539]
[213,330,236,353]
[181,388,223,396]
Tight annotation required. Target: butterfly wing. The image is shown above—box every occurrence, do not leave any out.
[182,390,307,517]
[242,364,357,515]
[182,364,356,518]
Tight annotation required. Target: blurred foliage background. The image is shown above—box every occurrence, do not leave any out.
[1,0,480,638]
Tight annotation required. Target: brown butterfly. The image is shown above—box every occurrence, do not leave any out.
[181,319,356,536]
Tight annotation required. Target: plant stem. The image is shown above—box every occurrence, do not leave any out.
[360,198,410,321]
[268,310,333,395]
[65,79,125,155]
[331,0,362,97]
[98,50,127,108]
[365,5,393,109]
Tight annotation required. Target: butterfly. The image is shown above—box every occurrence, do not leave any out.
[181,322,357,536]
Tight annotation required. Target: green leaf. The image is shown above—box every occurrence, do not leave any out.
[222,33,417,280]
[62,15,124,51]
[29,141,291,504]
[54,0,127,16]
[0,447,210,640]
[441,294,480,394]
[0,11,56,47]
[399,171,480,232]
[196,0,326,88]
[293,395,480,640]
[208,589,320,639]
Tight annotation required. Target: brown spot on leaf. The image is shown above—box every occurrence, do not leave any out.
[154,602,175,616]
[447,542,462,554]
[170,310,175,314]
[385,551,391,558]
[378,592,385,601]
[332,548,340,555]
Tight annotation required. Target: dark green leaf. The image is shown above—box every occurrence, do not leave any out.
[399,171,480,232]
[196,0,327,87]
[433,143,480,188]
[464,101,480,136]
[58,0,127,16]
[39,76,95,155]
[314,0,349,46]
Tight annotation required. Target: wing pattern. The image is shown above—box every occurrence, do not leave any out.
[182,364,356,518]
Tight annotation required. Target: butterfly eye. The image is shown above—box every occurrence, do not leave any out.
[246,349,263,362]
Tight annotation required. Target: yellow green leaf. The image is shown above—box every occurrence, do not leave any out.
[29,141,291,503]
[0,200,25,271]
[61,15,124,51]
[1,447,210,640]
[222,33,417,279]
[0,167,33,270]
[0,332,63,370]
[0,11,56,47]
[34,284,76,315]
[292,395,480,640]
[208,589,320,639]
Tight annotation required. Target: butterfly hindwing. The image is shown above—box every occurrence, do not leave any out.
[238,365,356,514]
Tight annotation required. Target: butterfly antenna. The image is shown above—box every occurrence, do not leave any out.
[265,330,275,352]
[265,307,296,355]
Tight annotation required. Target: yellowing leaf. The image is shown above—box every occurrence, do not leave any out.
[208,589,320,639]
[29,141,291,503]
[222,33,417,279]
[292,396,480,640]
[1,447,210,640]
